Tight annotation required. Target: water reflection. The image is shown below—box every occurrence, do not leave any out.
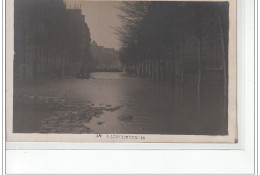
[13,72,227,135]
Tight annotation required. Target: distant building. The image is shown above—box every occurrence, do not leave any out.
[90,41,121,71]
[90,40,104,63]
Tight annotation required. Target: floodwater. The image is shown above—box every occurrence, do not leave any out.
[13,72,227,135]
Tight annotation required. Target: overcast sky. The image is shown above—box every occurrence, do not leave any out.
[64,1,122,50]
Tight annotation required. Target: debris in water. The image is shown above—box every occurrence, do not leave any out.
[24,95,124,133]
[97,121,103,125]
[105,105,124,112]
[118,114,133,121]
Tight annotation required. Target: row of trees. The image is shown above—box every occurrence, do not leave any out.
[116,1,229,111]
[14,0,93,83]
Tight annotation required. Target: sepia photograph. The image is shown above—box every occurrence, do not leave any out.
[6,0,237,142]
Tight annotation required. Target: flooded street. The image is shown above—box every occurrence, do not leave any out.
[14,72,227,135]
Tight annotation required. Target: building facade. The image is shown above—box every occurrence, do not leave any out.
[14,0,92,83]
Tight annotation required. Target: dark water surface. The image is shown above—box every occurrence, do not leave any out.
[13,72,227,135]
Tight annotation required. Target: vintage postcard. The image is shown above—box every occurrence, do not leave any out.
[6,0,237,143]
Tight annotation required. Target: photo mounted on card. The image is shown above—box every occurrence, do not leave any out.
[6,0,237,143]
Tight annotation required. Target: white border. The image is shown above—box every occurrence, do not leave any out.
[6,0,237,144]
[7,0,240,148]
[1,0,5,174]
[4,0,256,174]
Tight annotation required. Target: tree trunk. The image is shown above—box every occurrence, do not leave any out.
[45,47,48,78]
[153,59,156,80]
[146,60,149,78]
[162,59,166,81]
[23,43,28,82]
[181,39,185,86]
[157,58,161,81]
[197,38,202,113]
[165,58,168,82]
[152,59,155,80]
[170,58,173,83]
[33,45,38,82]
[174,45,178,84]
[148,59,151,78]
[218,15,228,120]
[144,61,146,78]
[181,39,185,104]
[171,43,175,83]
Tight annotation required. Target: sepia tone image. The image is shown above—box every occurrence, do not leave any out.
[10,0,237,142]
